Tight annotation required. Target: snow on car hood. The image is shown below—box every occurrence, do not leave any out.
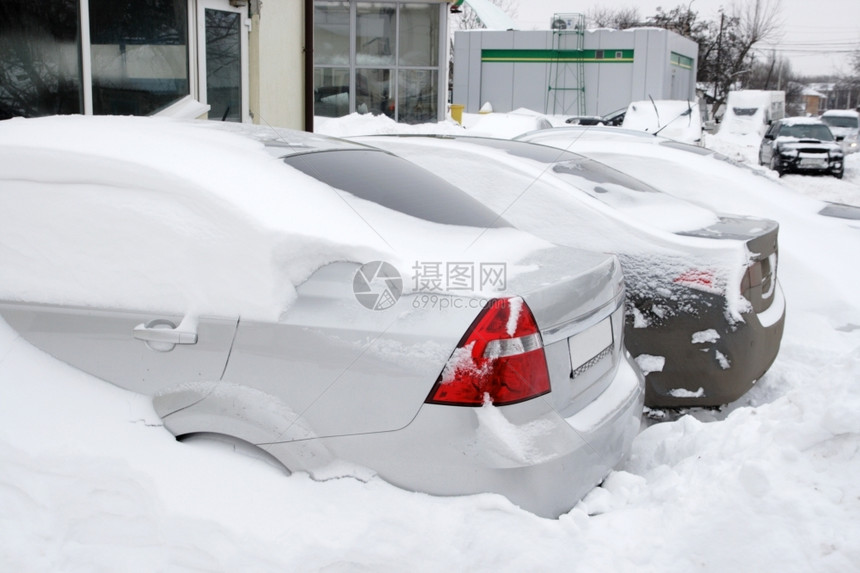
[773,136,841,152]
[0,116,552,320]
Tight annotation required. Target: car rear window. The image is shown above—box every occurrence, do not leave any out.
[282,149,508,228]
[452,136,661,194]
[551,156,659,193]
[659,140,715,156]
[458,136,582,163]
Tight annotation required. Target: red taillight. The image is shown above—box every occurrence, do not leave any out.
[674,269,717,292]
[425,297,551,407]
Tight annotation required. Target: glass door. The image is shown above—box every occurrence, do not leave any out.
[196,0,248,122]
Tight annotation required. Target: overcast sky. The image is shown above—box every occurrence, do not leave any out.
[510,0,860,77]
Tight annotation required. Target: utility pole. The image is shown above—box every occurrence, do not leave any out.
[713,11,724,118]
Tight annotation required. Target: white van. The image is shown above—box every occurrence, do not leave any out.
[719,90,785,140]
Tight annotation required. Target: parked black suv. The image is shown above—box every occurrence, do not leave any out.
[759,117,844,179]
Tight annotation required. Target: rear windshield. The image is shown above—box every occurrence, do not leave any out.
[456,136,662,196]
[821,115,859,129]
[732,107,759,116]
[552,157,659,194]
[659,140,715,156]
[282,149,508,228]
[457,136,582,163]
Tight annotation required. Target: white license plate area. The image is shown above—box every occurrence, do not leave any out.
[568,317,613,374]
[799,156,827,168]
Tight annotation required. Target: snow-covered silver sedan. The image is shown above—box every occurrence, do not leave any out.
[355,134,785,409]
[0,116,643,518]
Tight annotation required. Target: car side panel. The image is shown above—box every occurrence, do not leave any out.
[159,262,480,442]
[0,302,237,395]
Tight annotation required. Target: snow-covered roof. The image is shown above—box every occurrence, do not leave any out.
[781,116,827,126]
[0,115,548,320]
[822,109,860,118]
[801,86,827,98]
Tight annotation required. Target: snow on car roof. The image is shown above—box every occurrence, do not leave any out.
[821,109,859,117]
[780,116,827,125]
[0,116,549,319]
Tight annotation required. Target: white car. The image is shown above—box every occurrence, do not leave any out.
[821,109,860,155]
[0,115,644,518]
[621,99,703,144]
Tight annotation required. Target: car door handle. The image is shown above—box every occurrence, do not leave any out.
[133,322,198,345]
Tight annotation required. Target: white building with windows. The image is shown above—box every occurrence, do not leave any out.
[0,0,452,129]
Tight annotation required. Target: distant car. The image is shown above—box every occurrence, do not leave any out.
[467,109,552,138]
[353,134,785,408]
[565,107,626,127]
[0,115,644,518]
[820,109,859,155]
[759,117,844,178]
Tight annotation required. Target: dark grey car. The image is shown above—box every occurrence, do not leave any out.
[759,117,844,178]
[356,134,785,409]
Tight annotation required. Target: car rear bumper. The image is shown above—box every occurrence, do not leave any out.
[262,353,644,518]
[627,283,785,408]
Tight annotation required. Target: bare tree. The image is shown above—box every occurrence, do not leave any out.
[448,0,519,98]
[449,0,518,33]
[586,6,641,30]
[708,0,783,117]
[645,1,782,118]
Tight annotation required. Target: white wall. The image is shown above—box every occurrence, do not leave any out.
[251,0,305,129]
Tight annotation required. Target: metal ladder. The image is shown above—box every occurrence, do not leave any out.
[547,13,586,116]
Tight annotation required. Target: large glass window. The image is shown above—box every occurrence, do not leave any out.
[313,1,442,123]
[398,3,438,67]
[356,4,395,66]
[398,69,436,123]
[314,67,350,118]
[356,68,393,117]
[204,8,241,122]
[314,1,350,118]
[89,0,189,115]
[314,2,350,66]
[0,0,83,119]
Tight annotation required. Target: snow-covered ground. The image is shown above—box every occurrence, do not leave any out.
[2,112,860,572]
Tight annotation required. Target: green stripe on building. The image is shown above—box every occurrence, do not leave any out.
[670,52,694,69]
[481,49,634,63]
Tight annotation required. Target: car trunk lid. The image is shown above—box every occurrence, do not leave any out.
[503,246,627,417]
[679,216,779,313]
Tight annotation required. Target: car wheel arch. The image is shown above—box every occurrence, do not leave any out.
[769,153,783,176]
[178,432,292,475]
[153,381,337,472]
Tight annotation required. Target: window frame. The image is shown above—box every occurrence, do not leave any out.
[313,0,446,123]
[7,0,248,120]
[79,0,200,116]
